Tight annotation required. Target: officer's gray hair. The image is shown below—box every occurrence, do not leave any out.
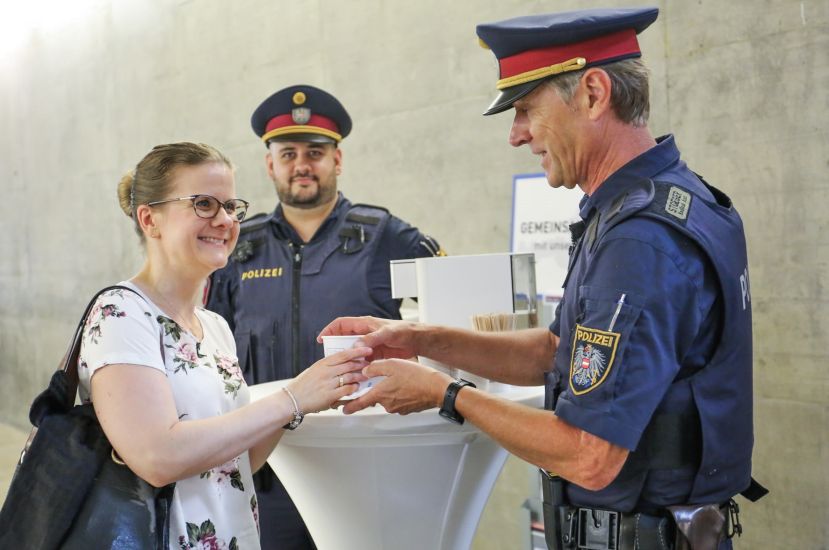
[117,142,234,243]
[545,58,651,127]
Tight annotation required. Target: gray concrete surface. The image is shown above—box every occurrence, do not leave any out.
[1,0,827,548]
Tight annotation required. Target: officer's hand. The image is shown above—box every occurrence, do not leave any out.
[318,316,419,361]
[286,347,372,415]
[341,359,453,416]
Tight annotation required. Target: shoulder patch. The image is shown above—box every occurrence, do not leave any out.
[347,202,390,216]
[665,186,692,220]
[569,324,620,395]
[338,203,392,254]
[346,212,381,225]
[239,211,272,236]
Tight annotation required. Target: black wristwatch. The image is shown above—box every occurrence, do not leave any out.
[439,379,477,425]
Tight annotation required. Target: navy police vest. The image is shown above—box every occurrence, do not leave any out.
[550,177,754,506]
[218,204,396,383]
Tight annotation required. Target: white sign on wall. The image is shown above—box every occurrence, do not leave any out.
[510,173,583,296]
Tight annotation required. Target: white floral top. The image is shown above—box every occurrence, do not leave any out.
[78,282,260,550]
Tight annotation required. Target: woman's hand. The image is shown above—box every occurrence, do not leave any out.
[285,346,372,415]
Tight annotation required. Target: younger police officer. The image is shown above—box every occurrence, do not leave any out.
[321,8,765,550]
[206,85,443,550]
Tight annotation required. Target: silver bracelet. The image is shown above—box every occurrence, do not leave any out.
[281,386,304,430]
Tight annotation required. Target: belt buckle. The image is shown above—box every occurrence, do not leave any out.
[577,507,619,550]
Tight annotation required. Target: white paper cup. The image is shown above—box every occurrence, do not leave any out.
[321,335,384,400]
[321,335,363,356]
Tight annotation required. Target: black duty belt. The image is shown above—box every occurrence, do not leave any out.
[539,470,735,550]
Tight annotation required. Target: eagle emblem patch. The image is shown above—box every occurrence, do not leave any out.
[569,324,620,395]
[291,107,311,125]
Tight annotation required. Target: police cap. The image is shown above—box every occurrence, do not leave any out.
[251,84,353,146]
[476,7,659,115]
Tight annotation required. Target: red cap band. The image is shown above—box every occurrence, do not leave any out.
[265,113,340,135]
[498,29,640,80]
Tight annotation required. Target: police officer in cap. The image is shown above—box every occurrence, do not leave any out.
[206,85,443,549]
[321,7,766,549]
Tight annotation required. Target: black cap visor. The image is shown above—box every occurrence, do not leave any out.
[265,132,337,146]
[482,78,548,116]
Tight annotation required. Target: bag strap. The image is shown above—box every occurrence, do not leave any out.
[29,285,148,425]
[61,285,143,395]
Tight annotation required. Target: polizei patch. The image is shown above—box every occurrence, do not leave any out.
[569,324,620,395]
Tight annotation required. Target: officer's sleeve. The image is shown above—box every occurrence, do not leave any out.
[367,216,444,309]
[553,229,714,451]
[384,215,444,260]
[205,265,238,333]
[550,299,564,336]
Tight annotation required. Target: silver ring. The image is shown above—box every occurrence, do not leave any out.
[338,375,344,388]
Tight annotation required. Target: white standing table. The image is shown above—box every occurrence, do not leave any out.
[249,381,544,550]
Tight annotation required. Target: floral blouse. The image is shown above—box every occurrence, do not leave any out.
[78,282,260,550]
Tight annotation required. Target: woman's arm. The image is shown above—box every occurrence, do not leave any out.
[92,346,370,487]
[92,365,291,486]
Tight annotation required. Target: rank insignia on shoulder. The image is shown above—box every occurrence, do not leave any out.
[569,324,620,395]
[665,186,691,220]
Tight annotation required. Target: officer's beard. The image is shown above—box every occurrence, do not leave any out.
[277,174,338,210]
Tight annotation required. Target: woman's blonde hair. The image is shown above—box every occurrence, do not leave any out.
[117,142,233,241]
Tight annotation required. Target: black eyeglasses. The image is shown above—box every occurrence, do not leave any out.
[147,194,250,222]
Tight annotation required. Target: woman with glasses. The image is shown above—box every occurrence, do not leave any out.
[76,142,370,548]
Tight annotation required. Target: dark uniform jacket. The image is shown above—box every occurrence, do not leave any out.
[207,193,441,383]
[547,136,755,513]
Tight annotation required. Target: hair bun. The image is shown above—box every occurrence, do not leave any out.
[117,171,136,217]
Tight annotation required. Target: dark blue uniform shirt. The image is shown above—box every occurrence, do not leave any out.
[207,192,441,381]
[268,196,438,314]
[548,136,753,513]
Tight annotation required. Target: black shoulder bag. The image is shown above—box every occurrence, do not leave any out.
[0,285,175,549]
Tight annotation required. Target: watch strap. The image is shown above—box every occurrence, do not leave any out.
[439,379,476,425]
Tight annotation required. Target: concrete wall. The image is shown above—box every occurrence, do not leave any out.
[1,0,826,547]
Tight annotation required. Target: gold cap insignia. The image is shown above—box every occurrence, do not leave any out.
[292,91,306,105]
